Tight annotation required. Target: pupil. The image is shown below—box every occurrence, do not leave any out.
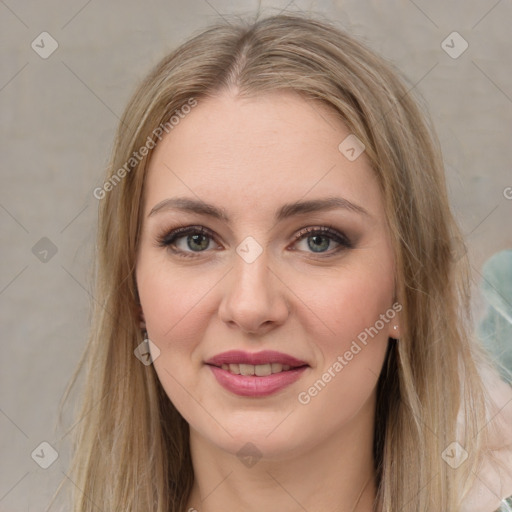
[309,235,329,252]
[189,234,208,251]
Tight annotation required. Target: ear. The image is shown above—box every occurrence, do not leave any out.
[387,300,403,339]
[389,322,401,339]
[139,307,146,330]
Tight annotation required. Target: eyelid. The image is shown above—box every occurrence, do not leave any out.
[291,225,352,247]
[155,225,219,250]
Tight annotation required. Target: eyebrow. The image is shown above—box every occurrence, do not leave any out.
[148,196,370,221]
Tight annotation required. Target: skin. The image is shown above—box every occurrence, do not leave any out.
[135,89,401,512]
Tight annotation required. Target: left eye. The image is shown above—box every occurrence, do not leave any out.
[292,226,352,254]
[156,225,352,258]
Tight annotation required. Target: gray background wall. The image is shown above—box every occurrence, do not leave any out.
[1,0,511,510]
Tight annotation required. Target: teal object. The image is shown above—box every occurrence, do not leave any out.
[477,249,512,383]
[494,495,512,512]
[477,250,512,510]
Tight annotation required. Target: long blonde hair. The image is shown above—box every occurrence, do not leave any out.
[55,12,507,511]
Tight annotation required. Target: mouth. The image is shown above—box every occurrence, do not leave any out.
[206,363,309,397]
[208,362,308,376]
[204,350,310,375]
[204,350,310,397]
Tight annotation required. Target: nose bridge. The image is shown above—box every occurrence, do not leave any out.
[218,241,289,333]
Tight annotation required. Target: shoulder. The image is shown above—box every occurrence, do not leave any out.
[460,367,512,512]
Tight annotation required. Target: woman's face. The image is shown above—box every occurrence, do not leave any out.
[135,90,399,458]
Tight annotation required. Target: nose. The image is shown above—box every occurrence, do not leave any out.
[218,249,290,335]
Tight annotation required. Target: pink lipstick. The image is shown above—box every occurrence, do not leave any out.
[205,350,309,397]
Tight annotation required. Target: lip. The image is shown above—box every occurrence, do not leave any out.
[205,350,308,367]
[208,365,308,397]
[205,350,309,397]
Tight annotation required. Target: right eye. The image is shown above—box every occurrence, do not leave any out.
[156,225,220,258]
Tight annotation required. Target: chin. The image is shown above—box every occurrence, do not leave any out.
[192,413,317,462]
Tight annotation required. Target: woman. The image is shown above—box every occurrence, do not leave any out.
[59,13,512,512]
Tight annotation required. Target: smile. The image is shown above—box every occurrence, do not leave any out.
[218,362,295,376]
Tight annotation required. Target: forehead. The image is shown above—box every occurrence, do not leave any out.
[143,90,382,221]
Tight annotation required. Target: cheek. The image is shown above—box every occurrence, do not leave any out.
[136,260,214,415]
[294,260,395,347]
[290,254,394,404]
[136,258,218,350]
[294,270,393,423]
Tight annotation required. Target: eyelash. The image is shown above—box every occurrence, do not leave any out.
[155,224,353,259]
